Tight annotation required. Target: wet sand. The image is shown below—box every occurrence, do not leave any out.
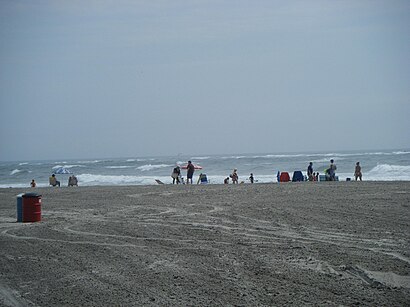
[0,182,409,306]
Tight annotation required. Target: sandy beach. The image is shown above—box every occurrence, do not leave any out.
[0,182,409,306]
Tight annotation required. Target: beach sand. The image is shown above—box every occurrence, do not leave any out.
[0,182,409,306]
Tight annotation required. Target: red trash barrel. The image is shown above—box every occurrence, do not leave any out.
[22,193,42,222]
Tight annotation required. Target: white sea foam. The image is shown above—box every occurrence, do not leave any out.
[77,174,169,186]
[10,169,22,175]
[136,164,172,172]
[52,165,83,169]
[393,151,410,155]
[19,162,29,166]
[311,158,346,163]
[191,156,211,160]
[250,151,410,160]
[105,166,134,169]
[365,164,410,181]
[75,173,277,186]
[126,159,136,162]
[221,155,248,159]
[77,160,102,164]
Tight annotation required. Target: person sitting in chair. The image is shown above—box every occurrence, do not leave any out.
[49,174,60,187]
[68,175,78,187]
[197,173,208,184]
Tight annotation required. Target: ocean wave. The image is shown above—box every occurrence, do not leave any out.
[191,156,211,160]
[365,164,410,180]
[393,151,410,155]
[19,162,29,166]
[126,159,136,162]
[249,151,410,159]
[221,155,248,159]
[310,158,346,163]
[136,164,172,172]
[77,160,103,164]
[52,165,83,169]
[10,169,22,175]
[105,166,134,169]
[77,174,168,185]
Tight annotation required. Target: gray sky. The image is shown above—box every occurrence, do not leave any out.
[1,0,409,161]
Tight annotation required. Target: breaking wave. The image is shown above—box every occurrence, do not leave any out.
[366,164,410,181]
[136,164,172,172]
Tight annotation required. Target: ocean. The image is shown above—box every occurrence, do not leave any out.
[1,149,409,188]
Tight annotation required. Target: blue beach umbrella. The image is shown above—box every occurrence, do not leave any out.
[54,167,72,174]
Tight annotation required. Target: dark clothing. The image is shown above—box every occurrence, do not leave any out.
[307,164,314,181]
[307,165,313,176]
[172,167,181,184]
[187,164,195,179]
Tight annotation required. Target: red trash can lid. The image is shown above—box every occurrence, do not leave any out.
[22,193,42,198]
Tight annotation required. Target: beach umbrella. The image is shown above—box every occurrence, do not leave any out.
[54,167,72,174]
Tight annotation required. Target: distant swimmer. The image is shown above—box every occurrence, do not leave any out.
[354,162,362,181]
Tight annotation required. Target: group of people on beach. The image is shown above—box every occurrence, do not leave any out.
[306,160,362,182]
[172,159,363,185]
[30,159,363,187]
[307,159,362,181]
[30,174,79,188]
[48,174,78,187]
[171,161,199,184]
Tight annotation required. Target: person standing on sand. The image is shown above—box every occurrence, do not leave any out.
[186,161,195,184]
[307,162,314,181]
[224,177,229,184]
[355,162,362,181]
[230,169,238,184]
[329,159,337,181]
[171,166,181,184]
[249,173,254,183]
[30,179,36,187]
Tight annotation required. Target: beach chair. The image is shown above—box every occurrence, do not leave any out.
[279,172,290,182]
[292,171,304,182]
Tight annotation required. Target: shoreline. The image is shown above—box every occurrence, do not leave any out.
[2,179,410,190]
[1,182,409,305]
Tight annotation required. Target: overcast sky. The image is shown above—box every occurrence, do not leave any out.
[1,0,409,161]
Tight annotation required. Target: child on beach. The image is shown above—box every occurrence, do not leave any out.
[224,177,229,184]
[30,179,36,187]
[249,173,254,183]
